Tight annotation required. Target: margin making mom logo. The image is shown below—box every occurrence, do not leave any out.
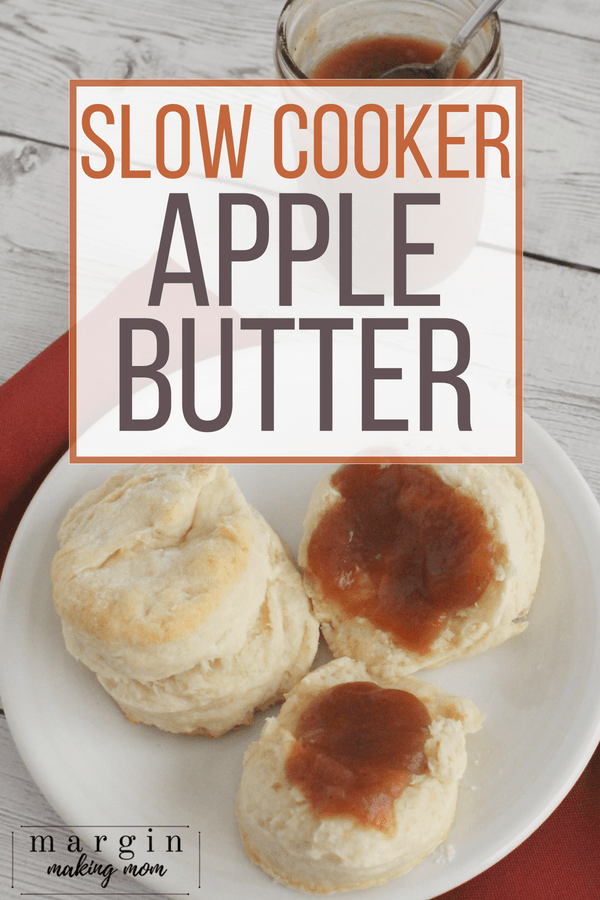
[12,823,201,894]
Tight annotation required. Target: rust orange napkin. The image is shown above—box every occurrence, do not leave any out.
[1,331,599,898]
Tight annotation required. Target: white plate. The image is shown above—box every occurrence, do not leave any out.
[2,415,600,899]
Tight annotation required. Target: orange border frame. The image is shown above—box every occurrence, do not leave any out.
[68,79,523,465]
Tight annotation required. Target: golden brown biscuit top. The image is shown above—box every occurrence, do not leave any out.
[51,464,259,645]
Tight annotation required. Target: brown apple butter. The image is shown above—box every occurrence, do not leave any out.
[285,680,431,835]
[311,34,472,79]
[306,464,500,654]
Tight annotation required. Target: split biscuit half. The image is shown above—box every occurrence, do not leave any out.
[299,463,545,674]
[236,656,483,893]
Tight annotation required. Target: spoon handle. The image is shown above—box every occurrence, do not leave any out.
[441,0,507,68]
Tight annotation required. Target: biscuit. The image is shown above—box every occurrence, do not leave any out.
[299,463,545,674]
[51,463,319,735]
[236,657,483,893]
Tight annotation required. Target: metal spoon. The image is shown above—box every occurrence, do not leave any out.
[380,0,507,79]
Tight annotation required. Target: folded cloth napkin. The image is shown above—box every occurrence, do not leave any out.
[0,331,69,575]
[0,331,599,899]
